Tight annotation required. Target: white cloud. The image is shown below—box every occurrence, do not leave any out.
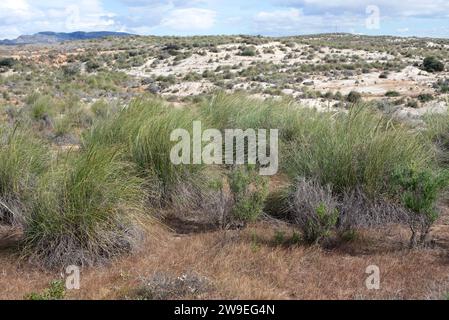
[0,0,118,39]
[254,8,362,34]
[161,8,217,31]
[275,0,449,18]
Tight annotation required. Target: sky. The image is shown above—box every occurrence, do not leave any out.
[1,0,449,40]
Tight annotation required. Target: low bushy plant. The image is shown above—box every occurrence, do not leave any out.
[228,166,269,224]
[23,145,146,268]
[392,167,448,246]
[288,178,339,244]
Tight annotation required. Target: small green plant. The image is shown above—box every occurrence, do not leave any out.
[29,95,52,121]
[288,179,339,244]
[392,167,448,247]
[228,166,269,223]
[250,231,261,252]
[273,230,286,245]
[25,280,65,300]
[303,203,339,244]
[434,79,449,93]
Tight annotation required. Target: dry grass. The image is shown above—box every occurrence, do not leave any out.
[1,216,449,300]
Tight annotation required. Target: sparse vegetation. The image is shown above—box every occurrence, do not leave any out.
[1,33,449,300]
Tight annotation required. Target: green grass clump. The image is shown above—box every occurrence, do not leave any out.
[23,145,146,268]
[283,106,435,198]
[0,125,48,224]
[27,94,53,121]
[200,92,301,143]
[84,97,202,200]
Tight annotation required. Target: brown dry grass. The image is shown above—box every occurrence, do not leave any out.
[1,216,449,300]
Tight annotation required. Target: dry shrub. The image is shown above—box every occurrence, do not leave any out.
[288,178,339,243]
[338,187,408,232]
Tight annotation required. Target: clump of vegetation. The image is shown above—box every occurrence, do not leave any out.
[228,166,269,225]
[434,79,449,93]
[288,178,339,244]
[0,57,16,68]
[25,280,65,300]
[423,56,445,73]
[418,93,434,103]
[0,125,48,225]
[23,145,146,268]
[283,105,433,198]
[385,91,400,97]
[346,91,362,104]
[392,167,448,247]
[84,97,204,203]
[239,46,257,57]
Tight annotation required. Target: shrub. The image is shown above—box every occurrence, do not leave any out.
[62,63,81,77]
[228,166,269,224]
[418,93,434,103]
[392,167,448,247]
[23,145,146,268]
[346,91,362,104]
[423,56,444,73]
[86,60,101,72]
[434,79,449,93]
[288,178,339,244]
[407,99,419,108]
[240,46,257,57]
[385,91,400,97]
[0,58,16,68]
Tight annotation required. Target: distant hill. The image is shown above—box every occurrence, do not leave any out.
[0,31,134,45]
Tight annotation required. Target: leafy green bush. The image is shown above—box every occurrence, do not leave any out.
[28,94,53,121]
[423,56,444,73]
[346,91,362,104]
[392,167,448,246]
[239,46,257,57]
[434,79,449,93]
[228,166,269,223]
[0,58,16,68]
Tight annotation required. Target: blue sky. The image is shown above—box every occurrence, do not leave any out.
[1,0,449,39]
